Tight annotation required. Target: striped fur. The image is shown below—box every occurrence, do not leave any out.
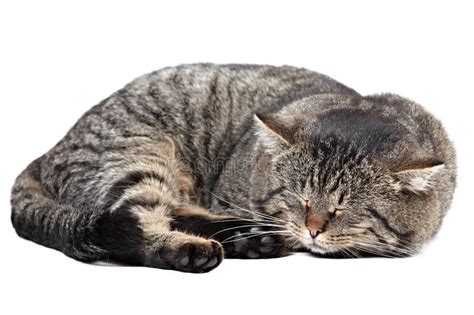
[11,64,456,272]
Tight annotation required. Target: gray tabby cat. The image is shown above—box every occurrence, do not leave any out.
[11,64,456,273]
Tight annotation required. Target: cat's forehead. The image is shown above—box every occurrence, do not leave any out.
[306,159,375,191]
[276,145,381,197]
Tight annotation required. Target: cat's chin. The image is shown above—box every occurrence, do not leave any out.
[304,241,342,255]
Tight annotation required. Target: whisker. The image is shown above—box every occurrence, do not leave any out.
[350,244,392,258]
[221,230,290,242]
[208,217,270,224]
[205,190,286,223]
[355,246,388,257]
[341,247,359,258]
[360,238,416,255]
[282,190,304,200]
[221,208,284,224]
[351,239,414,257]
[209,223,287,239]
[288,238,301,249]
[221,230,293,244]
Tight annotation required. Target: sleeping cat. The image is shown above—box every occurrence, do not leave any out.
[11,64,456,272]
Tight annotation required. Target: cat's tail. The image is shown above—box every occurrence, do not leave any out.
[10,157,105,261]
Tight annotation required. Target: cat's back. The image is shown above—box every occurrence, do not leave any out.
[121,63,357,125]
[58,63,357,163]
[67,63,356,137]
[39,64,357,199]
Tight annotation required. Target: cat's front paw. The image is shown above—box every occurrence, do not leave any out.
[148,239,224,273]
[223,228,285,259]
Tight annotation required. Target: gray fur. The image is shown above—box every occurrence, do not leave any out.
[10,63,456,272]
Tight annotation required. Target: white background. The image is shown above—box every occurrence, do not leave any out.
[1,1,473,314]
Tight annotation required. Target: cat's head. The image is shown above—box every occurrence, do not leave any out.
[252,94,453,257]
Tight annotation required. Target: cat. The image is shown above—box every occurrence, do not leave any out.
[11,63,456,273]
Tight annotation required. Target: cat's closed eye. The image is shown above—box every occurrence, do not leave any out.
[337,193,345,205]
[329,207,345,217]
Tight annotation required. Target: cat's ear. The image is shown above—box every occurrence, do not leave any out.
[392,162,445,194]
[254,113,300,147]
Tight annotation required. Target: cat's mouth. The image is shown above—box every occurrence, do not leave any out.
[306,241,342,254]
[300,234,349,254]
[285,224,352,254]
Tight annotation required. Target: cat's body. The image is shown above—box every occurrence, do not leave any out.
[11,64,456,272]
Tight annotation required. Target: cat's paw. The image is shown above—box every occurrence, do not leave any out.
[149,239,224,273]
[223,228,285,259]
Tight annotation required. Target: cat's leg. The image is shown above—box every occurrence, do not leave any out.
[95,201,224,273]
[92,140,228,272]
[170,206,287,259]
[94,140,285,271]
[96,195,285,272]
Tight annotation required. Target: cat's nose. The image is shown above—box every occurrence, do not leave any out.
[305,212,327,239]
[305,213,324,239]
[308,228,320,239]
